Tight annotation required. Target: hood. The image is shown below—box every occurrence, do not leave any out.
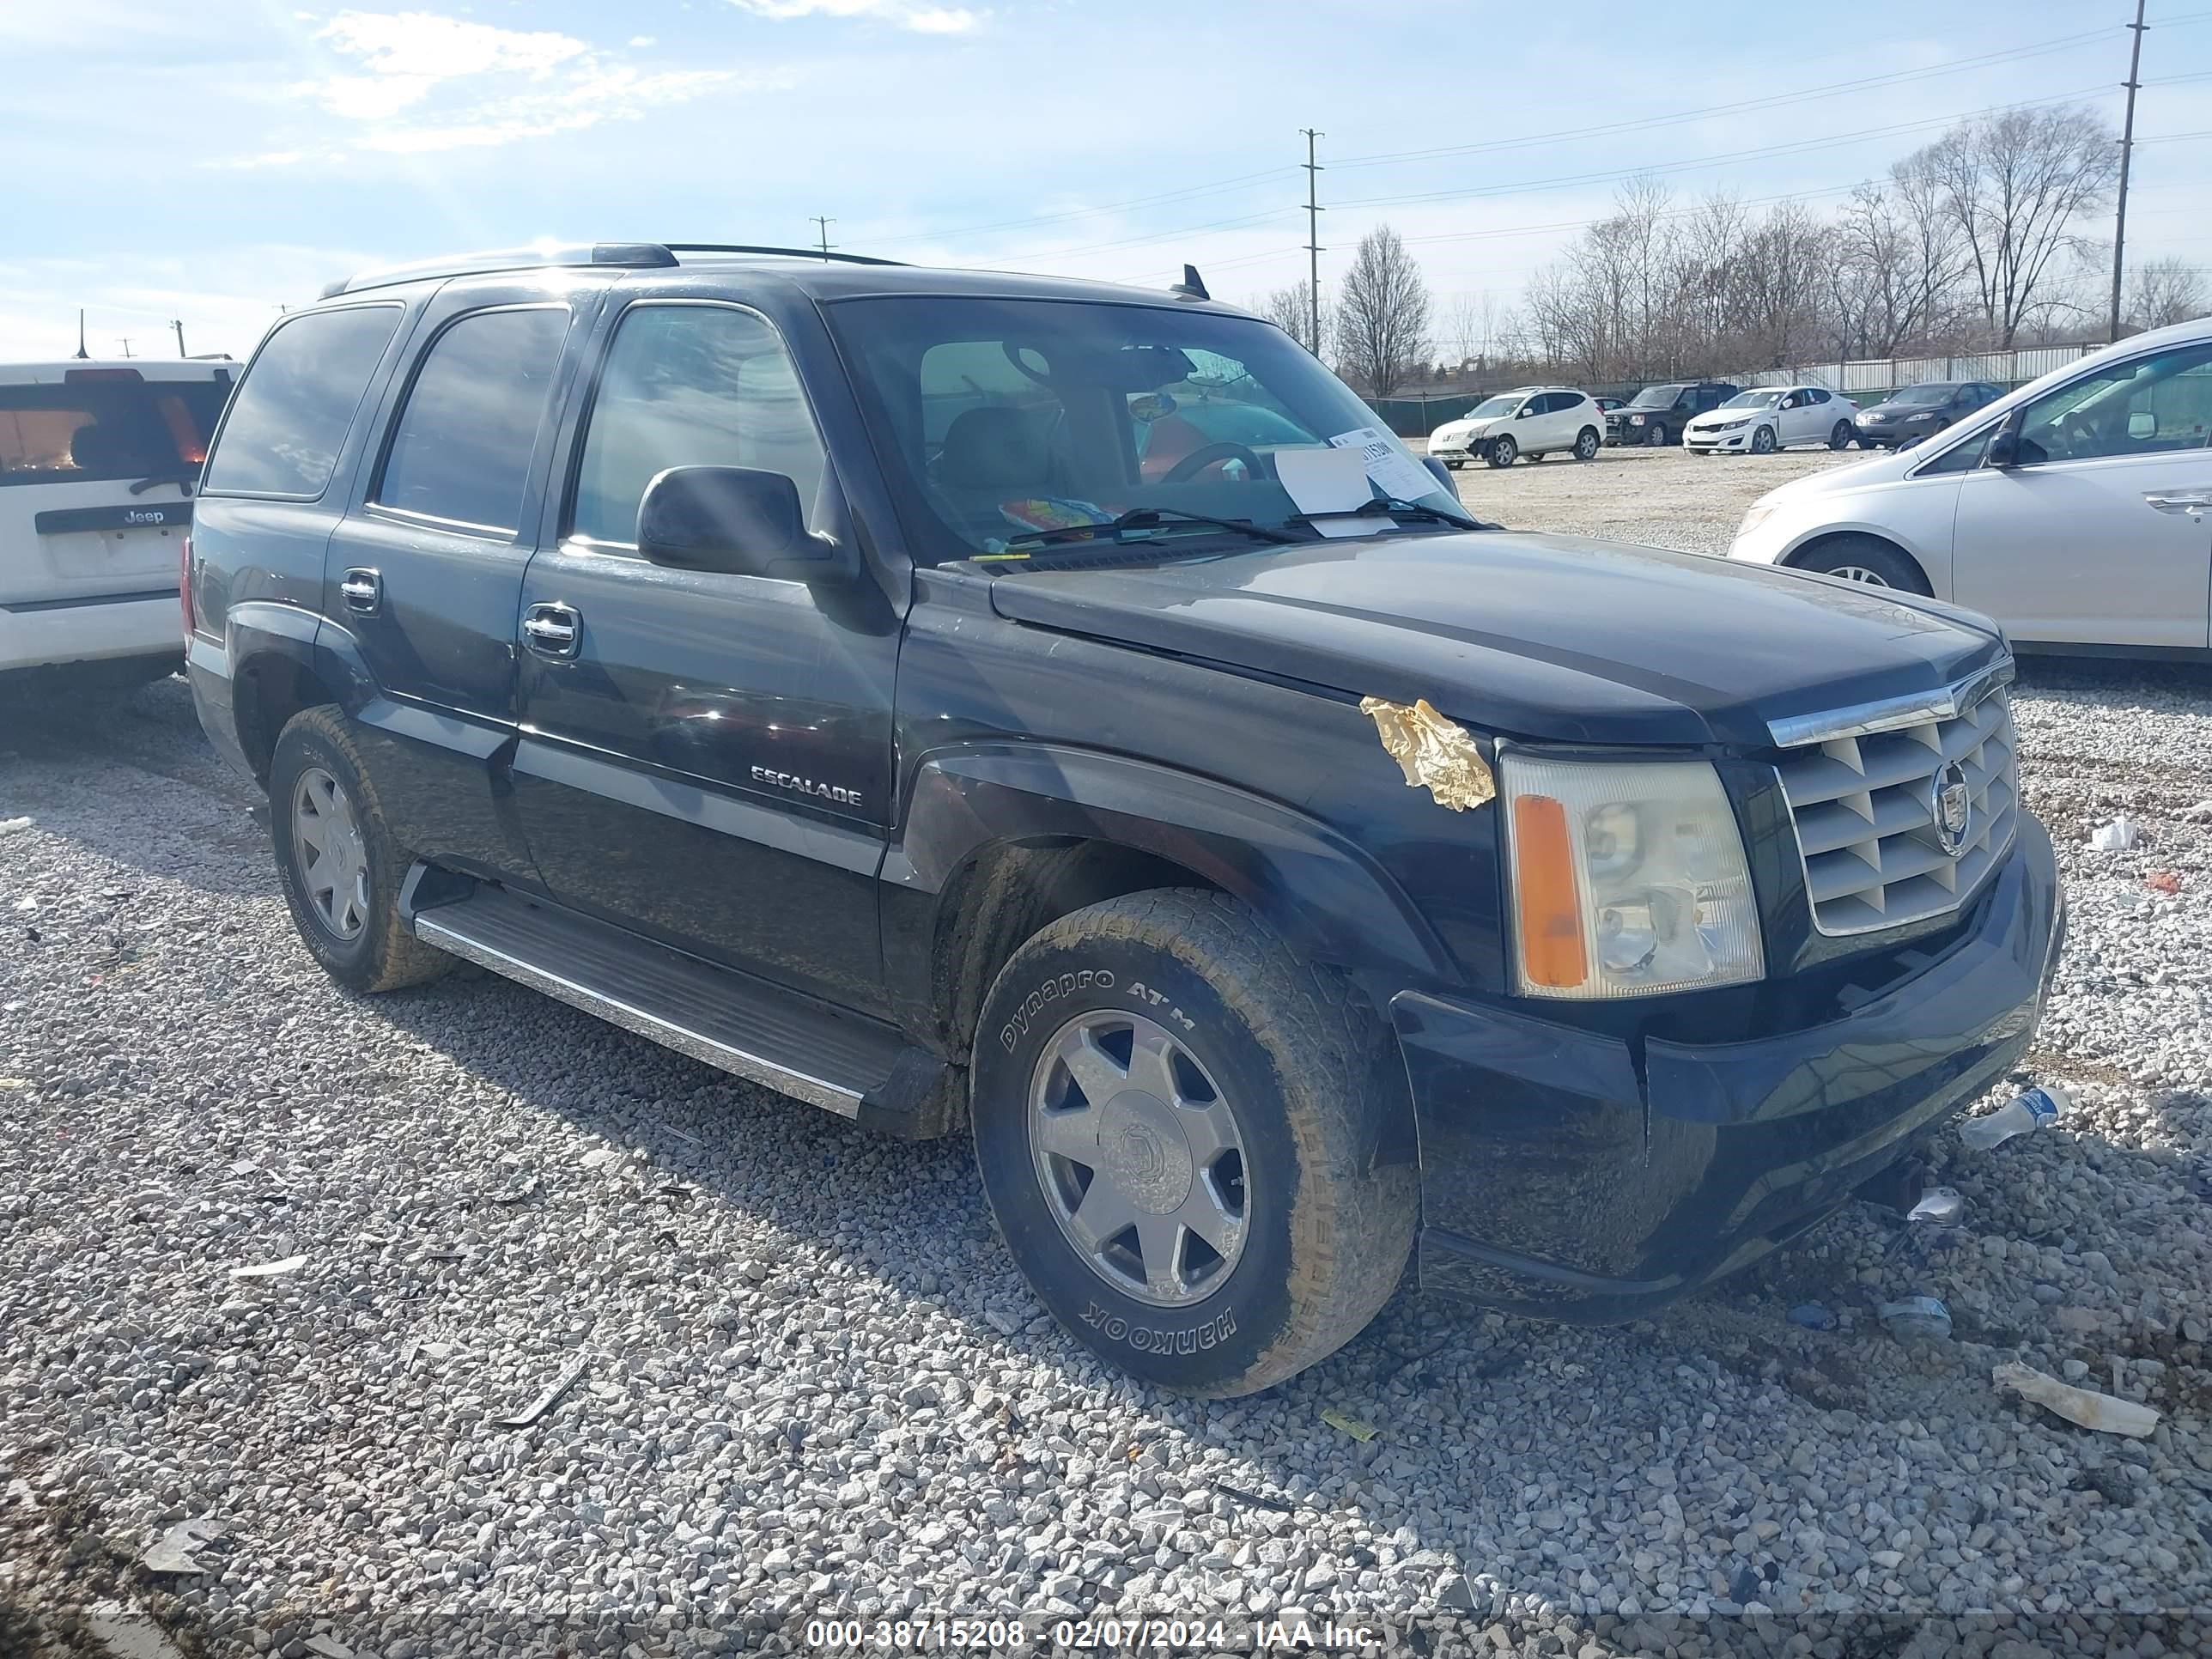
[1686,405,1761,428]
[985,531,2005,748]
[1437,417,1498,440]
[1860,399,1946,422]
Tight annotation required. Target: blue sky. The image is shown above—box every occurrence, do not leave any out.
[3,0,2209,360]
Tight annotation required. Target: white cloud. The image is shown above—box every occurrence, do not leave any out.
[726,0,984,33]
[253,9,746,158]
[299,10,587,119]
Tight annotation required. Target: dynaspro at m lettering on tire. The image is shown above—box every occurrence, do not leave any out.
[970,890,1417,1397]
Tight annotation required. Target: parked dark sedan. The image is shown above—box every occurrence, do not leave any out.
[1852,380,2003,449]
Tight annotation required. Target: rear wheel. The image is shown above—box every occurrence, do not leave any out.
[1829,420,1856,450]
[971,890,1417,1397]
[1573,427,1601,461]
[1792,535,1930,594]
[270,707,453,994]
[1487,434,1518,468]
[1645,422,1668,447]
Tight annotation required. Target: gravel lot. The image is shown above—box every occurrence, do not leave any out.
[6,447,2212,1657]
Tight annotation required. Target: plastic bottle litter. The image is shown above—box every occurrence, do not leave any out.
[1878,1295,1954,1342]
[1959,1084,2069,1152]
[1788,1303,1838,1331]
[2088,815,2141,852]
[1906,1186,1966,1224]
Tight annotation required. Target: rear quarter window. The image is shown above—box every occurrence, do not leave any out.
[201,304,404,499]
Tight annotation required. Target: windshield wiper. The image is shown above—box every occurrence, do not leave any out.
[993,506,1299,552]
[1292,496,1486,532]
[128,470,198,496]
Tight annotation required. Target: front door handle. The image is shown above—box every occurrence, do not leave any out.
[338,568,381,616]
[2144,493,2212,516]
[522,602,580,659]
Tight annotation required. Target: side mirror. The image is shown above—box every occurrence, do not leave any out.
[2129,410,2158,441]
[1984,425,2020,468]
[1422,454,1456,493]
[637,465,829,580]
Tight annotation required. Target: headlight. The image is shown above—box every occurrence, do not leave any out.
[1736,502,1776,539]
[1629,414,1647,424]
[1712,417,1750,432]
[1502,754,1763,999]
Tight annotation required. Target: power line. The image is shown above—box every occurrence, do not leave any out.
[899,19,2209,256]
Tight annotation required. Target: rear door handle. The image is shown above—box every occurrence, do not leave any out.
[339,568,381,616]
[522,602,580,659]
[2144,493,2212,515]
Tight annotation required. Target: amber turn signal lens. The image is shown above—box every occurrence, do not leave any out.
[1512,793,1588,989]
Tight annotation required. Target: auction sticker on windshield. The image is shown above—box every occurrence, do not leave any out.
[1328,425,1435,502]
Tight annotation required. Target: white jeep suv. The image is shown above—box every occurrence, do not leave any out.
[1428,387,1603,469]
[2,360,232,692]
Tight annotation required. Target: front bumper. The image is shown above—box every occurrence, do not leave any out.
[1685,425,1754,452]
[1394,813,2063,1321]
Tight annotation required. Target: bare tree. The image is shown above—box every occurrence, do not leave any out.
[1333,225,1431,397]
[2125,255,2209,331]
[1829,179,1968,358]
[1255,282,1328,355]
[1910,104,2119,347]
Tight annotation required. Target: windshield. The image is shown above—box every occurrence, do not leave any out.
[1720,389,1781,410]
[1892,384,1958,406]
[1628,385,1686,408]
[1466,395,1520,420]
[829,296,1463,559]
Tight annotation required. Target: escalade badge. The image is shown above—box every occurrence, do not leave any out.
[1931,762,1972,857]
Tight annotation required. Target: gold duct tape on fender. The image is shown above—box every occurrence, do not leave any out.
[1358,696,1496,811]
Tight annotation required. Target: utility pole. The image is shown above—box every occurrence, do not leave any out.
[811,216,836,261]
[74,309,88,360]
[1300,129,1324,356]
[171,319,187,357]
[2108,0,2148,343]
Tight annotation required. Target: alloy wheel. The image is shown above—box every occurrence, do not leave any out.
[1829,564,1891,586]
[1028,1010,1249,1307]
[291,766,370,941]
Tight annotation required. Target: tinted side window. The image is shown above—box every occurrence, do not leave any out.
[202,307,402,497]
[1806,387,1831,405]
[375,307,569,532]
[570,303,830,550]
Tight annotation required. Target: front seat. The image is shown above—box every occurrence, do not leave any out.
[67,419,132,477]
[937,406,1050,495]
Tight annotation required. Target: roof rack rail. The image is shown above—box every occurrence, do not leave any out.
[318,242,680,300]
[662,243,907,268]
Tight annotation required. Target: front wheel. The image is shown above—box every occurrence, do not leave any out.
[270,707,453,994]
[971,890,1417,1397]
[1750,425,1778,455]
[1793,535,1931,594]
[1573,427,1601,461]
[1829,420,1856,451]
[1644,422,1668,447]
[1487,435,1518,468]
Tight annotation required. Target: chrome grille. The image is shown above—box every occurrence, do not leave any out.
[1773,676,2019,936]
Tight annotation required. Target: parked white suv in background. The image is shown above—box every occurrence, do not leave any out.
[1728,315,2212,652]
[1427,387,1603,468]
[2,361,232,692]
[1685,384,1859,455]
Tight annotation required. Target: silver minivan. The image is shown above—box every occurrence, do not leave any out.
[1728,319,2212,653]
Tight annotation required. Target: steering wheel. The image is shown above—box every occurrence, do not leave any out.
[1163,441,1264,483]
[2059,413,2100,457]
